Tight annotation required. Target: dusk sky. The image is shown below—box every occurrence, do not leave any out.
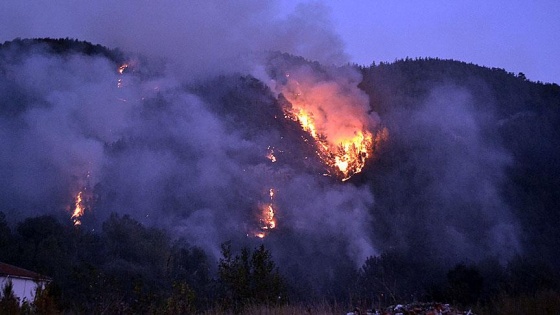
[1,1,559,84]
[1,2,558,306]
[281,1,560,84]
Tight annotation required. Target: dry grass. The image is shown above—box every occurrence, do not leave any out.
[199,291,560,315]
[475,290,560,315]
[200,301,349,315]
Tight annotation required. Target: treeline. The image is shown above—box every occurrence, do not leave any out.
[1,38,560,313]
[1,212,560,314]
[0,212,286,313]
[359,57,560,267]
[0,37,125,64]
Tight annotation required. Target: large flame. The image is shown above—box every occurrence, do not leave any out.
[71,191,85,226]
[260,204,276,230]
[279,72,383,181]
[70,171,93,226]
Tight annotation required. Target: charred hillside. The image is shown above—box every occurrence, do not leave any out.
[0,38,559,312]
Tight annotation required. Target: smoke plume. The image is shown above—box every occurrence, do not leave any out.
[368,84,520,265]
[0,36,379,293]
[0,1,523,295]
[0,1,347,78]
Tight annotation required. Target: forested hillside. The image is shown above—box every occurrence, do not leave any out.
[360,58,560,265]
[0,38,559,314]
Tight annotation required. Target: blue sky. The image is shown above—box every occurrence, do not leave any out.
[282,1,560,83]
[1,1,558,84]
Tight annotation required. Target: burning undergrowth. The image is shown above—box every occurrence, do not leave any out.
[262,53,388,180]
[0,40,382,290]
[0,38,524,295]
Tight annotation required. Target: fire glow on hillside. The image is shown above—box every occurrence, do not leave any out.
[71,191,85,226]
[254,188,277,239]
[69,171,93,226]
[67,59,385,240]
[251,67,387,238]
[117,63,128,88]
[278,72,386,181]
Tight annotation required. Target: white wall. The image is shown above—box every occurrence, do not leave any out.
[0,276,43,304]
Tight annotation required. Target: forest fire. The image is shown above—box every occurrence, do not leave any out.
[266,146,277,162]
[285,107,374,180]
[117,63,128,74]
[71,191,85,226]
[260,204,276,230]
[279,73,381,181]
[253,188,277,238]
[70,171,93,226]
[117,63,127,88]
[117,62,134,89]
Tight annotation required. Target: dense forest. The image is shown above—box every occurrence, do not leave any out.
[0,38,559,314]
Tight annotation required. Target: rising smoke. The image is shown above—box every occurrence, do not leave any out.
[0,1,521,294]
[0,1,347,79]
[0,39,379,291]
[366,83,520,265]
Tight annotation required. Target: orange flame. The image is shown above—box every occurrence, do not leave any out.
[117,63,129,89]
[253,188,277,238]
[266,146,277,162]
[71,191,85,226]
[260,204,276,230]
[279,72,384,181]
[117,63,128,75]
[283,101,374,181]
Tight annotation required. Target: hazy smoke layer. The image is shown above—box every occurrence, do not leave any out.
[370,84,520,264]
[0,42,378,292]
[0,1,376,292]
[0,1,523,293]
[0,1,347,78]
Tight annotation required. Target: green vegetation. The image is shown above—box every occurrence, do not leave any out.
[0,212,288,313]
[2,212,560,313]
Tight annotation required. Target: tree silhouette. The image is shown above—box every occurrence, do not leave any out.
[218,242,286,312]
[0,280,20,315]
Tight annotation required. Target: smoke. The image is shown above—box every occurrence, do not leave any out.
[369,84,520,264]
[0,51,125,217]
[0,1,379,293]
[0,1,524,294]
[265,57,379,138]
[0,38,378,296]
[0,1,347,78]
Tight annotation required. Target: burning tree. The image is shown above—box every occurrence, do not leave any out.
[268,61,388,181]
